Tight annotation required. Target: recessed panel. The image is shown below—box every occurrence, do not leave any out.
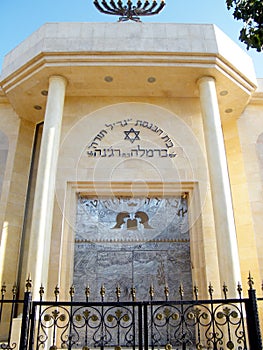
[73,195,192,301]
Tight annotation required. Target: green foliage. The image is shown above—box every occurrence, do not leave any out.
[226,0,263,51]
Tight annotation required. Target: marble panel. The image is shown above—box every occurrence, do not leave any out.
[73,196,192,301]
[75,196,189,243]
[73,244,97,300]
[97,251,133,301]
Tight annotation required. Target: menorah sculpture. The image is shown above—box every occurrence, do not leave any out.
[93,0,166,22]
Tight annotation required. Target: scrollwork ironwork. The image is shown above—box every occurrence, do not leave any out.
[34,298,248,349]
[37,304,137,349]
[29,282,252,350]
[149,301,247,349]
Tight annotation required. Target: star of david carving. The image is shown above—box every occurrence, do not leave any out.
[124,128,140,143]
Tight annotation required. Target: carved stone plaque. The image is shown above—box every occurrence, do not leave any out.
[73,196,192,301]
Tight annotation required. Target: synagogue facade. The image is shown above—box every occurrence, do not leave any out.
[0,22,262,304]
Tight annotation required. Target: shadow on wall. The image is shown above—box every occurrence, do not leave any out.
[0,130,8,200]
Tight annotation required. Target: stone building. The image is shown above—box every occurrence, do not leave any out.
[0,21,262,305]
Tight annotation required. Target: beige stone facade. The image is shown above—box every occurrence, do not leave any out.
[0,22,262,301]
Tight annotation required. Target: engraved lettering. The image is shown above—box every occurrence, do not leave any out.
[160,149,168,157]
[146,149,154,157]
[135,120,143,126]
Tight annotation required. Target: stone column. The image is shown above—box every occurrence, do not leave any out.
[27,75,67,299]
[198,76,241,295]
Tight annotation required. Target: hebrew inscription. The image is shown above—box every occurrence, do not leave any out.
[87,118,178,158]
[87,145,176,158]
[75,196,188,242]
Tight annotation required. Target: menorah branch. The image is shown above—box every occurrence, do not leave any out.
[93,0,165,22]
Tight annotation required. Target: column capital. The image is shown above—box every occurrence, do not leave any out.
[197,76,216,86]
[48,74,68,87]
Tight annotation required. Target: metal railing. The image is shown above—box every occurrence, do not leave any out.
[1,276,263,350]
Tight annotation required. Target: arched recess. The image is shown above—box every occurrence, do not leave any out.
[0,130,9,200]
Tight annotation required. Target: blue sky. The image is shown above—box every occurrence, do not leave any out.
[1,0,262,77]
